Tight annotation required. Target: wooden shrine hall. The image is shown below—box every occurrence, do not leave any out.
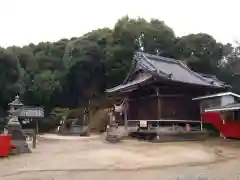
[106,52,229,138]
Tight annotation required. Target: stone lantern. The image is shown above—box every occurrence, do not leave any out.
[8,96,23,132]
[8,95,31,153]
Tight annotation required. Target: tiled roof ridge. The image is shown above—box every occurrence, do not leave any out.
[195,72,226,87]
[139,52,183,64]
[140,53,170,78]
[135,52,157,72]
[198,72,216,78]
[178,61,212,85]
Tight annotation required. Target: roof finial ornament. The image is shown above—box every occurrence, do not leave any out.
[137,33,144,52]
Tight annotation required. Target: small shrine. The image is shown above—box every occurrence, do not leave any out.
[58,108,90,136]
[105,52,228,141]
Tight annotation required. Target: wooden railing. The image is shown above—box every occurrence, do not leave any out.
[126,119,203,132]
[127,119,201,123]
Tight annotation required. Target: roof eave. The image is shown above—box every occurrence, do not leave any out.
[192,92,240,101]
[105,76,153,94]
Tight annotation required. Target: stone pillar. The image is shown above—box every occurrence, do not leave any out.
[8,95,31,154]
[106,111,119,142]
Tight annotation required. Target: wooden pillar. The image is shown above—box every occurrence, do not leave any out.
[200,103,203,132]
[88,99,91,125]
[32,131,36,148]
[156,87,161,140]
[156,87,161,120]
[124,99,128,130]
[36,119,39,134]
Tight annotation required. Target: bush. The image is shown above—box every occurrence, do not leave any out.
[203,124,219,137]
[38,115,60,133]
[89,109,109,132]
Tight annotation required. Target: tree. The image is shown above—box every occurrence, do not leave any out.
[223,42,240,74]
[0,48,22,115]
[104,16,176,87]
[0,15,239,122]
[65,56,106,108]
[175,33,225,74]
[220,42,240,93]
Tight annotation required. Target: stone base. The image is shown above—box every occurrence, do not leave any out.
[11,140,31,154]
[105,135,120,143]
[130,131,208,142]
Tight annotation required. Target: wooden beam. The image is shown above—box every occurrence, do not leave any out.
[158,94,186,97]
[128,94,157,102]
[128,93,186,102]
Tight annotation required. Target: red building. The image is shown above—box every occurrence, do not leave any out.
[194,92,240,138]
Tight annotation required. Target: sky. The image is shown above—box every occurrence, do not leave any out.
[0,0,239,47]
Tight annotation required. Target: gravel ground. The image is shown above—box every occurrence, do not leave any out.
[1,134,240,180]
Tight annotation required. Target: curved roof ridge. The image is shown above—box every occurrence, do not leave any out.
[140,53,173,78]
[140,54,170,79]
[198,72,216,78]
[138,52,157,72]
[178,61,212,85]
[209,75,225,83]
[197,72,226,86]
[141,52,182,64]
[122,55,138,84]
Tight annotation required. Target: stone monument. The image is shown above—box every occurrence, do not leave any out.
[105,111,119,142]
[8,95,31,153]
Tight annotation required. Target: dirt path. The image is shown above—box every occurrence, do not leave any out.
[1,134,240,180]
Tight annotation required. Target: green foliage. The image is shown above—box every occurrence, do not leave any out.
[0,48,23,111]
[51,107,70,119]
[175,33,224,73]
[0,16,239,121]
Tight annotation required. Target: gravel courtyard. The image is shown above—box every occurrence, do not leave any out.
[1,134,240,180]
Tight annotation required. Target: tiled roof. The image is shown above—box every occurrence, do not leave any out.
[106,52,227,93]
[138,52,225,87]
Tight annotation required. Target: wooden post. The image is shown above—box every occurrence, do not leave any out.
[36,119,39,134]
[32,130,36,148]
[200,104,203,132]
[156,87,161,139]
[124,99,128,130]
[156,87,161,120]
[200,119,203,132]
[88,99,91,125]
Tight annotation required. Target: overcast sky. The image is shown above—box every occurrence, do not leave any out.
[0,0,239,47]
